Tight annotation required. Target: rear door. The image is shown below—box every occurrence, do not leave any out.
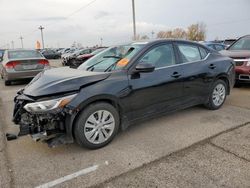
[174,42,213,104]
[127,42,184,120]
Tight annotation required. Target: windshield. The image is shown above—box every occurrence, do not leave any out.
[91,48,107,55]
[228,37,250,50]
[78,43,145,72]
[8,50,43,59]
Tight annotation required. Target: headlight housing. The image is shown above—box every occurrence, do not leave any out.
[24,94,77,113]
[246,59,250,66]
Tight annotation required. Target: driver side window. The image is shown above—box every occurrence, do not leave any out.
[139,44,176,68]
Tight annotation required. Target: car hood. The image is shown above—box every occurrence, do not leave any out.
[23,67,111,97]
[220,50,250,58]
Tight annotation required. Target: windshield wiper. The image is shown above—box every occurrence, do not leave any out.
[103,55,122,59]
[104,58,123,72]
[86,59,104,71]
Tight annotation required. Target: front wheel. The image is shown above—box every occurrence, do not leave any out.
[74,102,120,149]
[204,80,227,110]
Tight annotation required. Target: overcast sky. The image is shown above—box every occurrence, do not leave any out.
[0,0,250,48]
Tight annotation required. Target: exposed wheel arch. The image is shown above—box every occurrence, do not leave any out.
[216,75,230,95]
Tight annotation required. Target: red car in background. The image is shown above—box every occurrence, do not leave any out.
[70,47,107,68]
[220,35,250,85]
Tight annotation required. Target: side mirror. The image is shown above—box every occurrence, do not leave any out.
[135,63,155,73]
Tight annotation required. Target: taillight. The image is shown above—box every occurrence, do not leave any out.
[5,61,20,69]
[39,59,49,66]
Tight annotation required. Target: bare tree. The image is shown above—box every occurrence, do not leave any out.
[171,28,187,39]
[156,22,206,41]
[186,22,206,41]
[157,30,173,38]
[157,31,166,38]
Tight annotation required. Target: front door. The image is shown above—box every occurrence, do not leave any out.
[127,43,184,120]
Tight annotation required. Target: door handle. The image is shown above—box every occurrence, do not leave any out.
[209,64,216,69]
[171,72,181,78]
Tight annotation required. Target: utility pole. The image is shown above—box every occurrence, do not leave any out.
[151,31,155,39]
[38,26,45,49]
[11,41,14,49]
[100,37,103,47]
[19,36,24,48]
[132,0,137,40]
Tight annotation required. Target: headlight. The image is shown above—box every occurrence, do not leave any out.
[246,59,250,66]
[24,94,77,113]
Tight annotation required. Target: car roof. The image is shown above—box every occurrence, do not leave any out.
[131,38,206,46]
[202,42,225,45]
[135,39,212,51]
[239,35,250,39]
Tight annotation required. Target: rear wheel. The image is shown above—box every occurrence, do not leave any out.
[205,80,227,110]
[74,102,120,149]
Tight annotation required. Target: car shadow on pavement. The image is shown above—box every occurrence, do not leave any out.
[10,79,32,86]
[234,83,250,89]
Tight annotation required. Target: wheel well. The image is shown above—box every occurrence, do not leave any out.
[71,99,121,139]
[217,76,230,95]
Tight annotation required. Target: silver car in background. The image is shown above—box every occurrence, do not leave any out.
[0,49,50,86]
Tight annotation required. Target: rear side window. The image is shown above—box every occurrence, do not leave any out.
[199,47,208,59]
[177,44,201,63]
[8,50,42,59]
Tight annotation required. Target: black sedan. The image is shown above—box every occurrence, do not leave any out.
[41,49,61,59]
[12,39,235,149]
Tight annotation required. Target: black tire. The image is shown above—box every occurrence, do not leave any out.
[4,80,11,86]
[204,79,227,110]
[74,102,120,149]
[234,82,242,88]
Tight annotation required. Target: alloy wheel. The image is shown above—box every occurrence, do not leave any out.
[84,110,115,144]
[212,83,226,106]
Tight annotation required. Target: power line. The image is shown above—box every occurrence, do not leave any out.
[45,0,99,28]
[66,0,98,18]
[2,0,100,45]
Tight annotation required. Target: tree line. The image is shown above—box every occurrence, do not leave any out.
[136,22,206,41]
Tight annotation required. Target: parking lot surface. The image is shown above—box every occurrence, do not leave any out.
[0,59,249,188]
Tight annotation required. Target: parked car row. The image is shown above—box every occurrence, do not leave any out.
[201,42,226,51]
[62,47,108,68]
[62,48,95,66]
[0,49,5,61]
[40,49,61,59]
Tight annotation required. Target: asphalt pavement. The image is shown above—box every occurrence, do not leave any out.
[0,59,249,188]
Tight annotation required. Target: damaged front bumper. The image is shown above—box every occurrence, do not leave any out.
[12,90,77,147]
